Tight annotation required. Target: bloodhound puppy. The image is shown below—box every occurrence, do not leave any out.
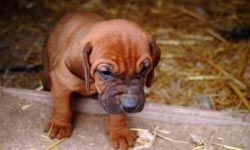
[43,11,161,149]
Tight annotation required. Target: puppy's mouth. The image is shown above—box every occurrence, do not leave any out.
[98,94,145,114]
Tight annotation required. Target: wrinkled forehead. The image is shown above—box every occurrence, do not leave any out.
[90,34,151,76]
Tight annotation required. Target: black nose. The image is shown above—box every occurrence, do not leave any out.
[121,99,137,112]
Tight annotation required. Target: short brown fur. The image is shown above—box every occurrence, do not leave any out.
[43,11,160,149]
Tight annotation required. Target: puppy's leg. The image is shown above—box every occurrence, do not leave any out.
[44,79,73,139]
[107,114,136,149]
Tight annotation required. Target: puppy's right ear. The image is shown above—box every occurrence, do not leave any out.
[145,38,161,87]
[65,42,92,94]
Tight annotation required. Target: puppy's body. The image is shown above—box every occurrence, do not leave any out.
[43,11,160,149]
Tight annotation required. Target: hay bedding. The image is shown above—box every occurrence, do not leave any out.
[0,0,250,111]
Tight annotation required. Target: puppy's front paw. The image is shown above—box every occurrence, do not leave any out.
[44,120,72,139]
[109,127,136,150]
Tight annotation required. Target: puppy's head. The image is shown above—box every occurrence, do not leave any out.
[66,20,161,114]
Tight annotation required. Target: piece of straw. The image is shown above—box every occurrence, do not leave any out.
[214,143,244,150]
[130,128,143,132]
[171,4,206,23]
[156,39,198,46]
[192,146,203,150]
[153,131,189,144]
[45,138,67,150]
[206,59,247,90]
[47,122,55,137]
[237,46,250,79]
[192,143,244,150]
[228,82,250,111]
[206,29,228,44]
[186,75,229,81]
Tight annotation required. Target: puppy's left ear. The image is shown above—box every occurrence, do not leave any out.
[146,38,161,87]
[65,42,92,94]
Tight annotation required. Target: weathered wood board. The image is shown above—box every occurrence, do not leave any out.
[2,87,250,126]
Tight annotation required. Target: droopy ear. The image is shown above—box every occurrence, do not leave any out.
[146,38,161,87]
[65,42,92,94]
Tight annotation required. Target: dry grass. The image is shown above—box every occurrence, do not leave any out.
[0,0,249,111]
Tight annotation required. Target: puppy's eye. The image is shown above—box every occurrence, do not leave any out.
[98,68,113,80]
[139,61,150,76]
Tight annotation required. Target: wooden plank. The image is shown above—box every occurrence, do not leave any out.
[1,87,250,126]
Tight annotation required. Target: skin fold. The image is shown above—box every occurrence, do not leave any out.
[43,11,161,149]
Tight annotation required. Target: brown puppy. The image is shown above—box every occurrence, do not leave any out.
[43,11,160,149]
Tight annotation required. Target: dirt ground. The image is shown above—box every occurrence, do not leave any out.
[1,93,249,150]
